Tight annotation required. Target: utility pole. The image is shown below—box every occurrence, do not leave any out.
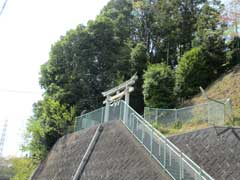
[0,119,8,157]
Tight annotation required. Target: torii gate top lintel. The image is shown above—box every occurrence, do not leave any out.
[102,73,138,98]
[102,73,138,122]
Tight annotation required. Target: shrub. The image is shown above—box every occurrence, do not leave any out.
[226,37,240,67]
[143,63,175,108]
[175,47,215,98]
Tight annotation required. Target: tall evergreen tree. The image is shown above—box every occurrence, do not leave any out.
[193,1,226,76]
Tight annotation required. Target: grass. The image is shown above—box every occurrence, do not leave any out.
[184,64,240,126]
[152,110,240,136]
[225,110,240,127]
[152,119,209,136]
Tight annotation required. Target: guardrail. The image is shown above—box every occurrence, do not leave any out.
[74,100,214,180]
[121,100,214,180]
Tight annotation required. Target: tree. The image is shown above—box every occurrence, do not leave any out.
[100,0,133,42]
[175,47,213,98]
[226,36,240,66]
[132,0,155,53]
[150,0,206,65]
[130,42,149,112]
[40,17,131,113]
[143,63,175,108]
[193,2,226,75]
[30,10,133,159]
[24,97,74,160]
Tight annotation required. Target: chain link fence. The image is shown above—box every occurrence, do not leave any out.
[144,99,232,127]
[74,102,124,131]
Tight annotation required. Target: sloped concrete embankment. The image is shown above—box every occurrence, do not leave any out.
[31,127,97,180]
[169,127,240,180]
[32,120,171,180]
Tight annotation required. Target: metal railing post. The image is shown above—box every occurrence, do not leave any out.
[175,109,177,122]
[223,103,225,123]
[164,139,167,169]
[207,101,210,123]
[101,108,104,124]
[123,102,128,124]
[151,125,153,157]
[104,96,110,123]
[131,113,134,132]
[155,109,158,122]
[199,167,203,180]
[119,102,122,121]
[180,152,183,180]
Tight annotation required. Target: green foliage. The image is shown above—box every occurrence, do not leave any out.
[172,120,183,129]
[100,0,133,42]
[175,47,211,98]
[10,158,36,180]
[232,116,240,126]
[225,107,240,126]
[143,63,175,108]
[40,17,131,114]
[193,2,226,74]
[152,118,208,136]
[24,97,75,160]
[130,42,149,72]
[130,42,149,112]
[151,0,206,64]
[226,37,240,67]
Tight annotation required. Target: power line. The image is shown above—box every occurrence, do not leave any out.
[0,0,8,16]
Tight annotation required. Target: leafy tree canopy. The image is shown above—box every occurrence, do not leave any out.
[143,63,175,108]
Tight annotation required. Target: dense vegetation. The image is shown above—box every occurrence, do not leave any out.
[24,0,240,163]
[143,63,175,108]
[0,157,36,180]
[10,157,36,180]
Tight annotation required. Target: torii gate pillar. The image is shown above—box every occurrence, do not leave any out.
[124,86,130,105]
[102,74,138,123]
[104,96,110,123]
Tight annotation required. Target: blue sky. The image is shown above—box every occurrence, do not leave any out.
[0,0,110,157]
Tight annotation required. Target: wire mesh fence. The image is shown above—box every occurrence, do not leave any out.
[74,102,124,131]
[144,99,232,127]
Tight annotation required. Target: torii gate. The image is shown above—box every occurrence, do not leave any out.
[102,74,138,122]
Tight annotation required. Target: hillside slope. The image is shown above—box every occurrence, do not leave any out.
[186,64,240,117]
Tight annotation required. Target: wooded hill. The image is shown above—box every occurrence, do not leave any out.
[23,0,239,166]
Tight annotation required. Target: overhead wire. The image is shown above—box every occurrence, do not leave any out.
[0,0,8,16]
